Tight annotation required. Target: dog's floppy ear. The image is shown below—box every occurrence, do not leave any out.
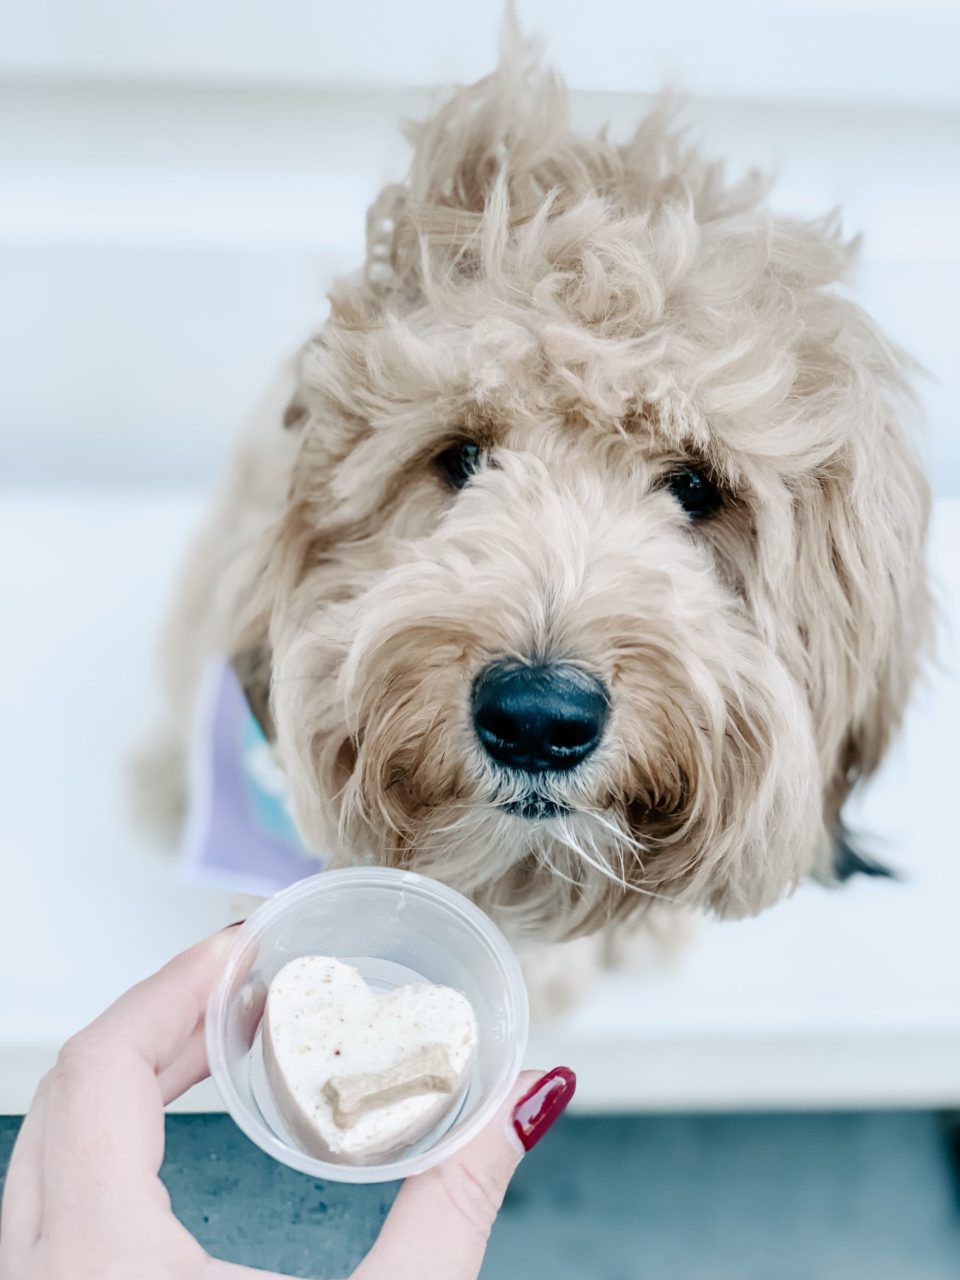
[793,406,931,867]
[229,563,279,739]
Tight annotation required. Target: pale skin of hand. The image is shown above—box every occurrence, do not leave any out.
[0,928,543,1280]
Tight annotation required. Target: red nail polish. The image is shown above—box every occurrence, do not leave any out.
[223,919,246,930]
[512,1066,576,1152]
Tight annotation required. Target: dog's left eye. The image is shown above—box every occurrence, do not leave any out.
[435,440,484,490]
[665,465,724,520]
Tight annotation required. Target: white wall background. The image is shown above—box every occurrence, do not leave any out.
[1,0,958,490]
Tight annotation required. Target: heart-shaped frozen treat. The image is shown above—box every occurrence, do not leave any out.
[263,956,478,1164]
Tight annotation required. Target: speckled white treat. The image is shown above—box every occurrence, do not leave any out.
[263,956,478,1165]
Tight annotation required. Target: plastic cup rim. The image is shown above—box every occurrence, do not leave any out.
[205,866,530,1183]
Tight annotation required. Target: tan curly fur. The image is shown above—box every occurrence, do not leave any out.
[143,27,930,949]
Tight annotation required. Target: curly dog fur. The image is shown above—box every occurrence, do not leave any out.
[142,32,931,963]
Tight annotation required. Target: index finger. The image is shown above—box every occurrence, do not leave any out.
[90,924,242,1076]
[41,926,240,1213]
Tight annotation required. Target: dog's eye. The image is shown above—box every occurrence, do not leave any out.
[435,440,484,490]
[665,465,724,519]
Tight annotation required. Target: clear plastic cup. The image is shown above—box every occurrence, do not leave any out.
[206,867,529,1183]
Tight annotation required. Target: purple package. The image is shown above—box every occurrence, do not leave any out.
[179,657,326,896]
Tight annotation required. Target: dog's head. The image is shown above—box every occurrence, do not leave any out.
[245,50,930,939]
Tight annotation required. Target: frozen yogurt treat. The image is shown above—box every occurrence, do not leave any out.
[263,956,478,1164]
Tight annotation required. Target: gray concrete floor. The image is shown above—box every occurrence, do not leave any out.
[2,1112,959,1278]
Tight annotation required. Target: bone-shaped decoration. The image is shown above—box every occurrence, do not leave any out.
[323,1042,458,1129]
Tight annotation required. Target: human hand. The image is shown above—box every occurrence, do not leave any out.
[0,927,575,1279]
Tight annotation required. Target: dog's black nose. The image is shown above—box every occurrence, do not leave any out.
[472,662,609,774]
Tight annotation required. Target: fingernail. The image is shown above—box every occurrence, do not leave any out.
[223,919,246,931]
[512,1066,576,1152]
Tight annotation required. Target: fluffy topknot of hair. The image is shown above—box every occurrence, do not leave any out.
[342,15,812,323]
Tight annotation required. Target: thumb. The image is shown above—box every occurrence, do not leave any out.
[351,1067,575,1280]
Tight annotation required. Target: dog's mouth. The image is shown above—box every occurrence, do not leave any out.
[499,796,570,820]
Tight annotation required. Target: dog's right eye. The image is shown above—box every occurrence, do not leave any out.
[435,441,484,490]
[665,465,724,520]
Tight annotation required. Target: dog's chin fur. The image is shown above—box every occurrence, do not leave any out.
[145,29,930,949]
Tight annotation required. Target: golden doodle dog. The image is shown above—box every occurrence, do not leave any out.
[141,33,930,1005]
